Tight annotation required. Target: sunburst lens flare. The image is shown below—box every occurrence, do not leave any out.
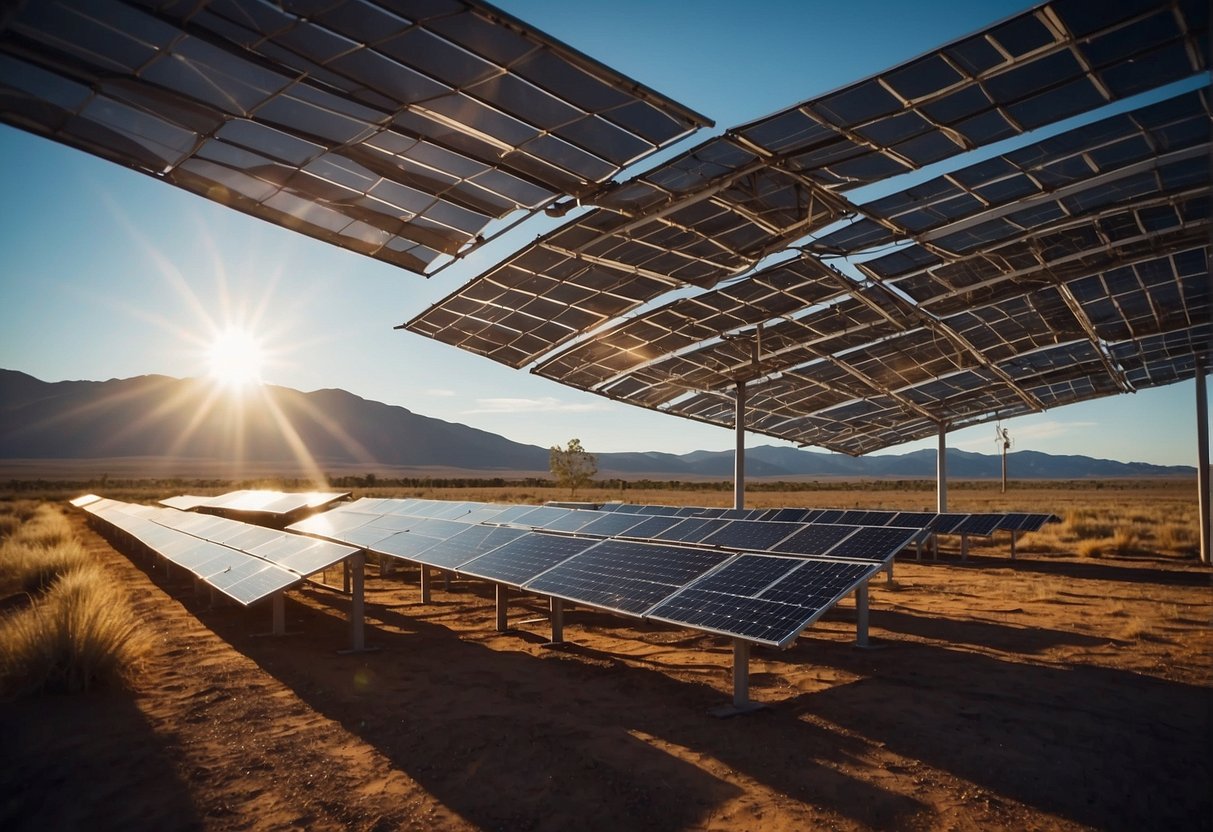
[208,327,264,389]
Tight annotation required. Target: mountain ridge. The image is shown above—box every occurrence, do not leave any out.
[0,369,1195,479]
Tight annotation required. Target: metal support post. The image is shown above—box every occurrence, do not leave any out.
[443,570,452,591]
[961,534,969,562]
[1197,359,1210,565]
[349,552,365,652]
[379,553,392,577]
[937,423,948,512]
[343,559,351,594]
[1010,531,1018,560]
[495,584,508,632]
[855,581,870,648]
[419,565,431,604]
[734,380,746,511]
[733,638,750,708]
[272,590,285,636]
[550,597,564,644]
[884,560,894,584]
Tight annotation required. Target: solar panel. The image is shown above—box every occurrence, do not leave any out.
[401,525,529,570]
[457,533,598,587]
[539,510,609,533]
[510,506,575,528]
[483,505,544,525]
[1018,513,1058,532]
[273,539,356,578]
[525,540,732,616]
[647,555,879,648]
[371,531,448,560]
[766,508,813,523]
[699,521,802,552]
[997,512,1032,532]
[577,512,650,538]
[617,515,686,541]
[770,524,859,557]
[952,514,1004,537]
[650,518,733,544]
[0,0,708,276]
[405,518,473,540]
[338,524,404,548]
[824,526,918,561]
[929,513,970,534]
[221,526,286,552]
[814,510,847,525]
[287,510,376,537]
[222,565,301,607]
[890,512,939,529]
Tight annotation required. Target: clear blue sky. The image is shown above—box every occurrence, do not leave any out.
[0,0,1207,466]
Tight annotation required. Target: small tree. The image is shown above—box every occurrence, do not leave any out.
[550,438,597,497]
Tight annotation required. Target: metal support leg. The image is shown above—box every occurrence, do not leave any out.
[550,597,564,644]
[855,581,870,648]
[443,570,452,591]
[932,533,939,560]
[915,540,922,562]
[419,565,431,604]
[380,553,392,577]
[272,590,285,636]
[495,584,508,632]
[733,638,750,708]
[343,559,351,594]
[349,552,365,652]
[1010,531,1018,560]
[961,534,969,562]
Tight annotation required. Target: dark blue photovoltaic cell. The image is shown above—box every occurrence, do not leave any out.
[651,517,732,543]
[404,525,529,569]
[525,540,732,615]
[891,512,938,529]
[699,520,801,551]
[760,560,877,607]
[578,512,649,537]
[511,506,574,527]
[618,515,685,540]
[768,508,813,523]
[770,524,858,556]
[953,514,1003,536]
[688,555,800,595]
[339,524,402,547]
[929,513,970,533]
[372,531,448,560]
[814,510,847,524]
[824,526,917,560]
[407,518,474,540]
[540,510,608,532]
[458,533,598,586]
[484,505,542,524]
[997,512,1031,532]
[647,556,879,647]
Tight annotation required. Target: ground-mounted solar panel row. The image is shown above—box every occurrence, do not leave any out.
[284,497,896,648]
[75,496,357,607]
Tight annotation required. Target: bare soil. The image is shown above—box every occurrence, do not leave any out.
[2,507,1210,831]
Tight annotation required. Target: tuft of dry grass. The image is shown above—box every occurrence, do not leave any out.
[0,564,152,696]
[0,502,151,697]
[0,538,91,595]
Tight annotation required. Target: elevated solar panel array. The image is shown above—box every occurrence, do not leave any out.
[159,490,349,519]
[0,0,709,275]
[286,497,920,648]
[406,1,1209,456]
[77,496,357,606]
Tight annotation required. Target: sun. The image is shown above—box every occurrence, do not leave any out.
[207,327,264,389]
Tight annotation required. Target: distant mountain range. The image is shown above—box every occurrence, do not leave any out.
[0,369,1195,479]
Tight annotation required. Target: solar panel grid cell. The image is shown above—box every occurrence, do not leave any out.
[458,533,598,586]
[400,525,529,570]
[929,513,970,533]
[953,514,1004,536]
[825,526,917,560]
[525,540,732,615]
[540,510,609,532]
[577,513,649,538]
[617,515,685,540]
[651,518,732,544]
[699,520,802,551]
[771,524,858,556]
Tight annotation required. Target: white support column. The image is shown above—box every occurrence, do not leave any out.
[549,597,564,644]
[343,559,351,594]
[272,590,285,636]
[734,380,746,511]
[419,565,431,604]
[495,584,508,632]
[936,422,948,512]
[732,638,750,707]
[349,552,365,652]
[855,581,870,648]
[1196,359,1210,566]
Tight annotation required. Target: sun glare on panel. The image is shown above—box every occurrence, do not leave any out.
[208,327,264,389]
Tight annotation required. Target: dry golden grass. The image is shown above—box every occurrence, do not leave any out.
[0,503,151,697]
[0,564,152,696]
